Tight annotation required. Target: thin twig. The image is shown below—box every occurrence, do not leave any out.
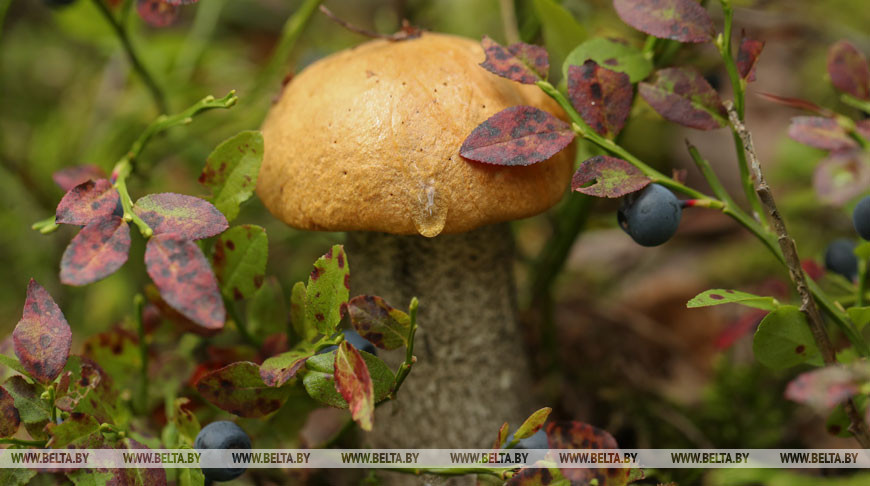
[318,5,421,42]
[726,101,870,449]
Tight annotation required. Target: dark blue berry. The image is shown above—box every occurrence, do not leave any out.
[317,329,377,356]
[617,184,682,247]
[195,421,251,482]
[825,239,858,281]
[506,429,548,449]
[854,196,870,240]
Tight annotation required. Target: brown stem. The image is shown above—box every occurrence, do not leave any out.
[318,5,421,41]
[726,101,870,449]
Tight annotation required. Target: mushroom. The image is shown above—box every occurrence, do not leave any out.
[258,33,573,450]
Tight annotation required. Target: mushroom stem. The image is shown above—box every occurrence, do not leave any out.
[346,223,535,451]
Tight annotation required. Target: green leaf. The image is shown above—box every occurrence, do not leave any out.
[55,356,129,427]
[3,375,50,423]
[847,306,870,331]
[0,353,31,379]
[532,0,586,81]
[348,295,410,350]
[0,469,36,486]
[247,276,288,340]
[82,327,142,387]
[303,350,395,408]
[827,395,867,438]
[199,130,265,222]
[259,349,315,387]
[172,398,200,447]
[306,245,350,335]
[753,306,822,370]
[687,289,779,311]
[514,407,552,440]
[195,361,291,418]
[212,225,268,300]
[856,241,870,259]
[563,37,653,83]
[291,281,317,341]
[46,413,100,448]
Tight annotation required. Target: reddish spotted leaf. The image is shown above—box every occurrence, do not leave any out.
[568,61,632,138]
[813,150,870,207]
[348,295,410,350]
[460,106,575,166]
[737,34,764,82]
[828,40,870,100]
[334,341,374,431]
[137,0,179,27]
[52,165,107,192]
[60,216,131,286]
[55,179,121,226]
[195,362,291,418]
[515,407,552,440]
[480,35,549,84]
[145,234,225,330]
[307,245,350,336]
[259,349,314,387]
[133,193,228,240]
[639,67,727,130]
[13,280,72,384]
[0,386,20,437]
[613,0,714,43]
[785,363,870,411]
[493,422,510,449]
[547,421,640,486]
[788,116,857,151]
[572,155,650,198]
[756,92,833,116]
[506,464,570,485]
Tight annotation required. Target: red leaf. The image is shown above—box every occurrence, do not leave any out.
[133,193,228,240]
[52,165,107,192]
[788,116,857,151]
[334,341,374,431]
[480,35,549,84]
[785,364,869,411]
[348,295,410,350]
[0,386,20,437]
[813,150,870,207]
[572,156,650,198]
[136,0,179,27]
[13,280,72,384]
[547,421,640,485]
[756,92,833,116]
[145,234,225,330]
[195,362,290,418]
[827,40,870,100]
[613,0,714,43]
[493,422,509,449]
[55,179,121,226]
[568,61,633,138]
[60,216,131,286]
[737,34,764,82]
[460,106,575,166]
[639,67,727,130]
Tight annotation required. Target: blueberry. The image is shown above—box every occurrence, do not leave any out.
[854,196,870,240]
[195,421,251,482]
[617,184,682,247]
[317,329,377,355]
[824,239,858,281]
[505,429,548,450]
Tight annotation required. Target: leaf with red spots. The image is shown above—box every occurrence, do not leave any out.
[568,61,633,138]
[52,165,107,192]
[195,362,291,418]
[479,35,549,84]
[756,92,834,116]
[60,216,131,286]
[613,0,714,43]
[687,288,779,310]
[2,376,50,424]
[211,224,268,300]
[514,407,552,440]
[506,464,571,486]
[137,0,179,27]
[0,386,20,437]
[546,421,640,485]
[563,37,653,83]
[302,351,394,409]
[788,116,858,151]
[348,295,410,350]
[571,155,650,198]
[814,150,870,207]
[737,34,764,82]
[639,67,727,130]
[785,363,870,412]
[82,326,142,385]
[145,234,226,330]
[291,281,318,341]
[55,357,126,425]
[12,280,71,384]
[55,179,121,226]
[134,193,228,240]
[259,349,315,387]
[199,131,264,222]
[334,341,374,431]
[306,245,350,336]
[460,106,575,166]
[753,305,822,370]
[827,40,870,100]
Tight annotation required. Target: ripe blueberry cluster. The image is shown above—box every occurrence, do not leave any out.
[820,195,870,282]
[618,184,683,247]
[195,421,251,482]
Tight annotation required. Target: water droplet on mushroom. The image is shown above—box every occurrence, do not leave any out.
[411,180,447,237]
